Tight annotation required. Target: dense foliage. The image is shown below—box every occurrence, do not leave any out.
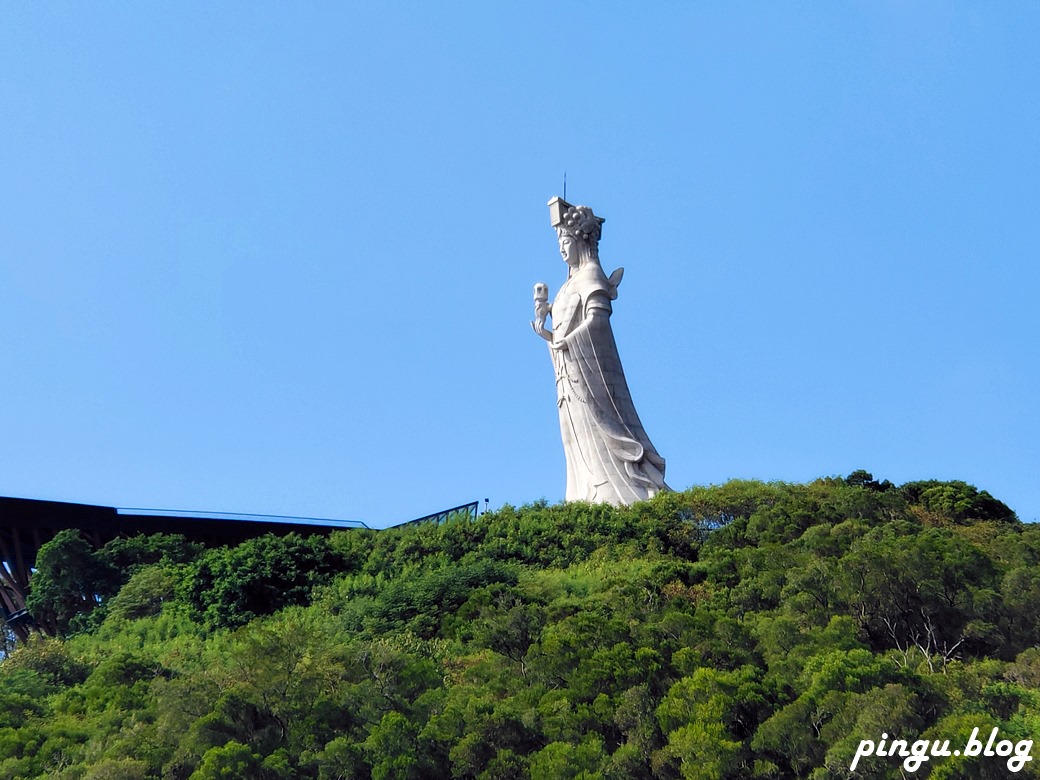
[2,475,1038,779]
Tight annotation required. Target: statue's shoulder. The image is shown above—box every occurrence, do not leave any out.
[569,265,618,316]
[570,265,612,298]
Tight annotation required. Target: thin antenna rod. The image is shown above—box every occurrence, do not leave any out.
[563,172,567,201]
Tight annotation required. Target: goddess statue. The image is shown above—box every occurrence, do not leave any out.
[531,197,669,505]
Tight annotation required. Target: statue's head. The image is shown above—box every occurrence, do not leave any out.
[551,201,605,270]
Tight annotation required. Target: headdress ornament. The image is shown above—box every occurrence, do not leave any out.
[548,196,605,244]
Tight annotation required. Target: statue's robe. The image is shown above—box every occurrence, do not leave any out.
[550,262,668,505]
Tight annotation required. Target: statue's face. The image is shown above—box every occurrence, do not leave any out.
[559,234,580,268]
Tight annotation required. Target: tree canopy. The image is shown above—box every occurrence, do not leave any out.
[1,475,1037,779]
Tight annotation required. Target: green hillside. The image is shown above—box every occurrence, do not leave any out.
[1,475,1038,779]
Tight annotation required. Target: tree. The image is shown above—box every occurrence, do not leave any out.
[189,741,263,780]
[25,530,115,635]
[655,667,763,780]
[181,534,345,630]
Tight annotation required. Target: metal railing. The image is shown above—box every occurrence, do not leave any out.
[395,501,480,527]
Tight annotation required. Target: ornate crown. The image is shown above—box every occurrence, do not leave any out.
[548,197,605,243]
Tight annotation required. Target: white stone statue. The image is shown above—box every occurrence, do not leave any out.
[531,197,669,505]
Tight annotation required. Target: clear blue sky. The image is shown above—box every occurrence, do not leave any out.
[2,4,1037,527]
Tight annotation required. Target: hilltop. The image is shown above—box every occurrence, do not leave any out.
[1,474,1037,779]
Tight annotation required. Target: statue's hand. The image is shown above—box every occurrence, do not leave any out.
[531,321,552,342]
